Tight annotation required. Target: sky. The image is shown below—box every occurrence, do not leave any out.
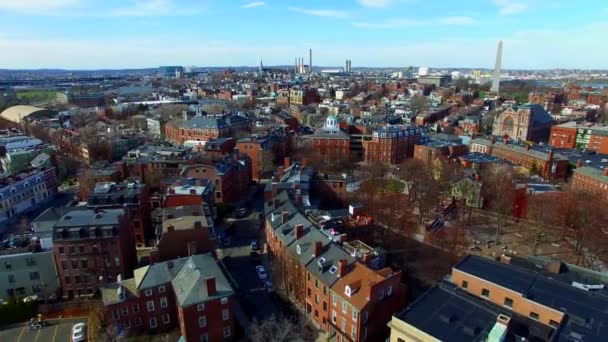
[0,0,606,69]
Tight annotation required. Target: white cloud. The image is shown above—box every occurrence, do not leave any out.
[492,0,528,15]
[0,0,79,14]
[358,0,392,8]
[288,6,350,18]
[353,16,478,29]
[241,1,265,9]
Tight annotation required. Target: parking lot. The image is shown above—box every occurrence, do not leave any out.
[0,318,86,342]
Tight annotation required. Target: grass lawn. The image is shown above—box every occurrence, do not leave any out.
[16,90,58,100]
[361,178,405,193]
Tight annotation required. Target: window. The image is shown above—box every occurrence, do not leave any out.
[112,309,120,320]
[149,317,157,329]
[549,320,560,328]
[222,309,229,320]
[307,288,312,297]
[121,306,128,316]
[504,298,513,308]
[81,259,88,269]
[163,314,170,324]
[59,247,65,254]
[71,260,78,269]
[315,294,319,304]
[323,302,328,311]
[352,310,358,321]
[323,286,327,295]
[135,317,142,327]
[200,334,208,342]
[387,286,393,296]
[78,245,85,253]
[223,326,231,338]
[147,300,155,312]
[160,297,168,308]
[123,320,131,329]
[342,301,348,314]
[158,285,165,293]
[132,303,140,313]
[197,303,205,312]
[530,312,540,320]
[379,289,385,300]
[332,310,337,323]
[307,272,311,281]
[351,326,357,340]
[314,309,319,318]
[221,297,228,305]
[315,279,319,288]
[198,315,207,328]
[8,274,15,283]
[65,276,71,285]
[29,272,40,280]
[341,318,346,332]
[481,289,490,298]
[332,294,337,306]
[145,289,153,297]
[462,280,468,288]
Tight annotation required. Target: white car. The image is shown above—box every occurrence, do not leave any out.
[255,265,268,280]
[71,322,86,342]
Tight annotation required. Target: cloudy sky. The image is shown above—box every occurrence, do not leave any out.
[0,0,605,69]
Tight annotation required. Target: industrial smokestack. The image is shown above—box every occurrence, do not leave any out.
[295,57,298,74]
[348,60,352,72]
[345,59,348,72]
[309,49,312,74]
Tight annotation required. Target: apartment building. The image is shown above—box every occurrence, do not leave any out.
[0,167,58,224]
[362,125,428,164]
[101,254,235,341]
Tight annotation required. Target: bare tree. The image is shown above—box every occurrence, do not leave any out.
[480,164,516,244]
[250,314,315,342]
[410,96,429,114]
[526,193,560,255]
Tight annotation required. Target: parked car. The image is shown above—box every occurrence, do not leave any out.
[264,280,273,293]
[236,207,249,218]
[255,265,267,280]
[250,240,258,251]
[71,322,86,342]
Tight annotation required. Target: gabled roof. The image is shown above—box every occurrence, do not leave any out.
[171,254,234,308]
[332,262,390,310]
[307,243,356,288]
[134,258,189,290]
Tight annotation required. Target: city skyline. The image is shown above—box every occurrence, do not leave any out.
[0,0,607,69]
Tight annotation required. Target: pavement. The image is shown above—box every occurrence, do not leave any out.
[0,317,86,342]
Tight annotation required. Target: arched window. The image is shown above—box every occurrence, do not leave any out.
[502,117,514,133]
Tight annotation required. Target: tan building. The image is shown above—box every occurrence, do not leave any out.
[492,104,554,142]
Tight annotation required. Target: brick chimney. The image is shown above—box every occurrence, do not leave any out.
[337,259,347,278]
[526,144,530,151]
[188,241,198,256]
[576,159,583,168]
[362,253,372,264]
[169,188,176,195]
[205,277,216,296]
[313,241,322,257]
[167,225,175,232]
[284,157,291,168]
[604,168,608,176]
[295,194,303,207]
[278,167,284,177]
[281,211,289,224]
[503,138,509,145]
[295,224,304,239]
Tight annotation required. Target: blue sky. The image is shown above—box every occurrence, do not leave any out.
[0,0,606,69]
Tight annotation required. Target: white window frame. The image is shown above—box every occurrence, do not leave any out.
[332,310,337,323]
[352,310,358,322]
[124,320,131,329]
[222,309,229,321]
[332,294,337,306]
[149,317,157,329]
[342,301,348,314]
[145,289,153,297]
[163,314,170,324]
[223,326,231,338]
[199,315,207,328]
[160,296,168,308]
[147,300,155,312]
[197,303,205,312]
[158,285,166,293]
[351,326,357,340]
[221,297,228,305]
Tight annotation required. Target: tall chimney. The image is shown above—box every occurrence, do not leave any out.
[576,159,583,168]
[284,157,291,168]
[548,149,554,161]
[295,224,304,239]
[295,57,298,74]
[313,241,322,257]
[188,241,198,256]
[309,49,312,74]
[205,277,216,296]
[604,168,608,176]
[281,211,289,224]
[337,259,347,278]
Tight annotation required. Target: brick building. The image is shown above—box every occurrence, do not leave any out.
[389,254,608,341]
[265,190,406,341]
[203,138,236,158]
[236,129,294,180]
[87,182,151,248]
[572,166,608,200]
[311,115,351,158]
[181,155,251,204]
[362,125,429,164]
[77,166,122,201]
[549,122,608,154]
[0,167,58,224]
[101,254,236,341]
[164,115,251,146]
[470,137,569,180]
[53,209,137,299]
[413,139,467,165]
[289,87,320,106]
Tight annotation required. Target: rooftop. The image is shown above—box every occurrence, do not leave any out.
[171,254,234,308]
[54,208,124,228]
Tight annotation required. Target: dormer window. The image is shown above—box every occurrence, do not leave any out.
[329,265,338,274]
[345,285,352,297]
[317,257,326,267]
[296,244,302,255]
